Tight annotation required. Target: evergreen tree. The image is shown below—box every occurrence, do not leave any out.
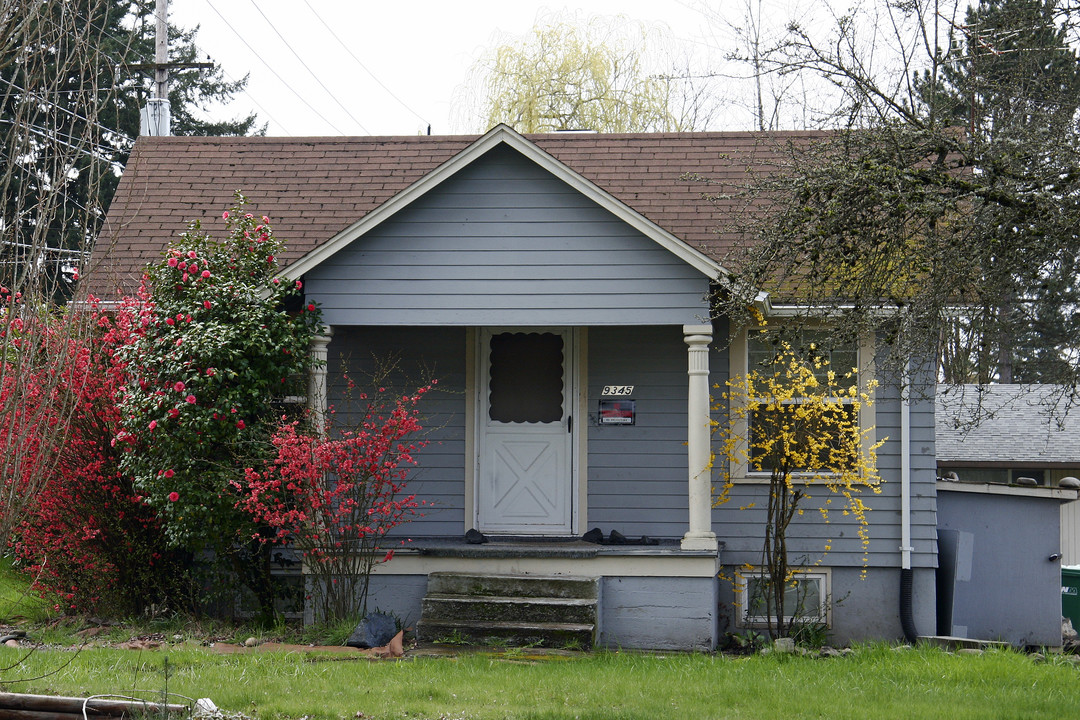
[0,1,258,297]
[919,0,1080,137]
[915,0,1080,382]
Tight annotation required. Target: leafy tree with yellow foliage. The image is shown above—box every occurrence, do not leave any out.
[715,330,883,640]
[460,13,715,133]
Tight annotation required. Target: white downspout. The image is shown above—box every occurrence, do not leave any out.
[898,357,919,643]
[901,359,912,570]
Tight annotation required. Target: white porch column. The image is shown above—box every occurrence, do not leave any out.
[682,324,718,552]
[308,326,333,435]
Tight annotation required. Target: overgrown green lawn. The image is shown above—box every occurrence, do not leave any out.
[0,558,54,625]
[0,566,1075,719]
[0,643,1077,720]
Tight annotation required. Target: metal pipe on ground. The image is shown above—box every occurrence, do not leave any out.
[0,692,188,718]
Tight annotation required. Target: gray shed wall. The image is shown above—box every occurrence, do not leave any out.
[937,488,1065,647]
[304,145,712,327]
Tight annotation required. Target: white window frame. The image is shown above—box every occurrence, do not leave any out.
[727,326,877,482]
[737,568,832,628]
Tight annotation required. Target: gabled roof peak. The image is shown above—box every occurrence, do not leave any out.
[282,124,725,280]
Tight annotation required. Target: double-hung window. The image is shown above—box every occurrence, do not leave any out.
[729,326,874,479]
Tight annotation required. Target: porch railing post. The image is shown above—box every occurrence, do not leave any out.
[309,325,333,436]
[682,324,718,552]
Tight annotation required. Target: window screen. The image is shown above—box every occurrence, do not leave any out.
[488,332,564,423]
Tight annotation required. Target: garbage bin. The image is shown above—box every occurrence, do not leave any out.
[1063,567,1080,628]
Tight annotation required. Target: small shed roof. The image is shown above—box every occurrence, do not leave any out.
[936,384,1080,465]
[89,128,825,298]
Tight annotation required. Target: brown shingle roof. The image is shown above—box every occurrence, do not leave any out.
[89,129,824,298]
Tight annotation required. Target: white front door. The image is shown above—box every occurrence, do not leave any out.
[477,328,574,535]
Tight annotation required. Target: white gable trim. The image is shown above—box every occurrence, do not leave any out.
[281,124,727,281]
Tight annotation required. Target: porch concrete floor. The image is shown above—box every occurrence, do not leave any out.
[408,536,718,559]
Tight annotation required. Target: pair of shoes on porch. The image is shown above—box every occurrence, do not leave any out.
[464,528,488,544]
[581,528,659,546]
[582,527,604,544]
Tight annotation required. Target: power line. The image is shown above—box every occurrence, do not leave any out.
[299,0,430,129]
[197,61,291,134]
[0,76,129,142]
[246,0,370,135]
[203,0,347,135]
[84,1,291,135]
[0,119,121,160]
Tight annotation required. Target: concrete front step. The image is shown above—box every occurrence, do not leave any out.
[422,594,598,625]
[416,618,595,649]
[418,572,599,649]
[426,572,598,600]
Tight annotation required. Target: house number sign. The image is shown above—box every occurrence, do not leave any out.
[601,385,635,396]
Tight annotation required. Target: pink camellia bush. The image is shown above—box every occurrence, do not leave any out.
[234,381,433,621]
[115,194,323,556]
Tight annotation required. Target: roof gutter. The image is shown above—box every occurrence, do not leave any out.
[759,301,901,318]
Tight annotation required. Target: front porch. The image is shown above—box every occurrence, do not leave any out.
[304,321,728,650]
[356,537,724,651]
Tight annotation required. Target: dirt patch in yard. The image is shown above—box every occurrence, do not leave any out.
[207,631,404,658]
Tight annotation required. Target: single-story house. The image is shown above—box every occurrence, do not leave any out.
[90,124,986,650]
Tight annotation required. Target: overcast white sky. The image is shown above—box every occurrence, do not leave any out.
[166,0,815,137]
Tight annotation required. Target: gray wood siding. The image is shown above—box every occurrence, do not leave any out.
[712,352,939,570]
[322,321,940,570]
[305,145,712,327]
[327,326,466,537]
[587,326,699,538]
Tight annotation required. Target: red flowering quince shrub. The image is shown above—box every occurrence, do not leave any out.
[234,380,433,621]
[6,295,178,613]
[115,194,323,555]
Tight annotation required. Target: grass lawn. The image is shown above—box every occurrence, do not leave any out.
[0,642,1077,720]
[0,559,54,625]
[0,565,1075,719]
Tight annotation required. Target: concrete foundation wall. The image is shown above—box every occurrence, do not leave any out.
[717,565,936,646]
[310,572,720,651]
[303,574,429,628]
[597,576,718,651]
[366,575,429,630]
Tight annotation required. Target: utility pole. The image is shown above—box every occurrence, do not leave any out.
[154,0,169,103]
[137,0,171,135]
[132,0,213,136]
